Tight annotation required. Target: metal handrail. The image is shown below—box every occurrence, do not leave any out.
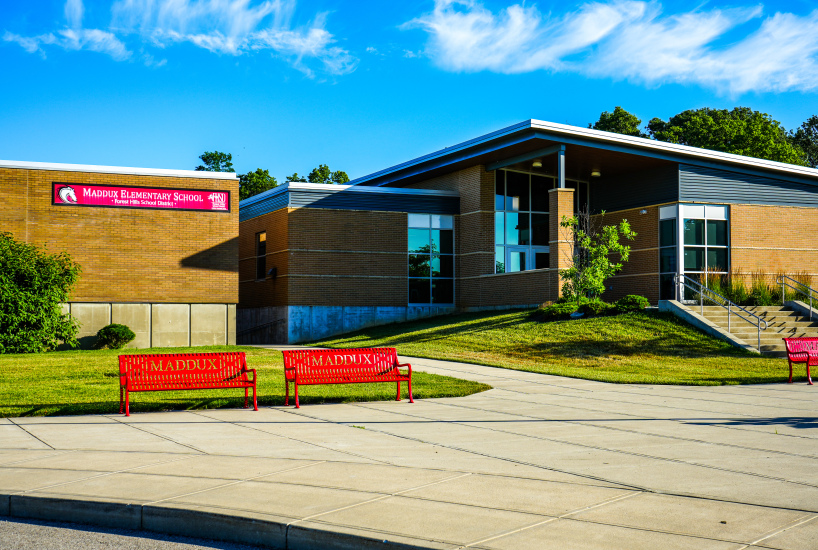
[778,275,816,322]
[674,274,768,352]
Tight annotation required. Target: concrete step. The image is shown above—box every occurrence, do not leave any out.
[703,320,818,330]
[697,305,792,312]
[700,311,802,321]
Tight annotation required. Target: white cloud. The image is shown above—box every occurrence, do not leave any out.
[4,0,356,77]
[407,0,818,94]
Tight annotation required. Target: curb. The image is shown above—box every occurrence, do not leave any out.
[2,493,445,550]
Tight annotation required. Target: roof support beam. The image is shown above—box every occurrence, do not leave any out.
[557,147,566,189]
[485,144,565,172]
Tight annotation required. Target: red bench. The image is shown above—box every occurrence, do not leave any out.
[119,352,258,416]
[281,348,413,408]
[782,338,816,385]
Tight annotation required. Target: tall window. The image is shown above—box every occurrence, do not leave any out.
[255,232,266,281]
[659,204,729,300]
[408,214,454,304]
[495,170,551,273]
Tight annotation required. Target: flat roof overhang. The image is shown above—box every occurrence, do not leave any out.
[350,120,818,188]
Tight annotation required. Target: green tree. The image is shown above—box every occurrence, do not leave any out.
[647,107,806,166]
[559,210,636,309]
[286,173,307,182]
[195,151,235,172]
[590,106,646,137]
[0,233,81,353]
[789,115,818,168]
[239,168,278,200]
[308,164,350,184]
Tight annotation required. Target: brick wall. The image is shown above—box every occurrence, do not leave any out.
[238,207,288,308]
[730,203,818,279]
[1,167,238,304]
[599,205,661,303]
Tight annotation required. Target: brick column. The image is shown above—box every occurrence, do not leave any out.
[549,188,575,300]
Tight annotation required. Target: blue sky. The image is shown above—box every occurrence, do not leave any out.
[2,0,817,180]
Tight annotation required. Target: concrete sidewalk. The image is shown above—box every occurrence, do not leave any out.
[1,355,816,549]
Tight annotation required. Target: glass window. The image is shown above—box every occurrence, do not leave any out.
[409,214,453,304]
[495,175,505,211]
[684,247,705,271]
[256,232,266,280]
[531,214,549,246]
[506,213,530,245]
[659,274,676,300]
[659,220,676,247]
[535,252,550,270]
[495,247,505,274]
[408,229,430,253]
[531,175,552,212]
[505,171,529,211]
[707,248,728,272]
[660,248,677,273]
[494,212,504,245]
[707,220,727,247]
[684,219,705,245]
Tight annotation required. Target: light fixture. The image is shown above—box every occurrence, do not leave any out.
[532,160,543,168]
[639,209,647,215]
[591,170,602,177]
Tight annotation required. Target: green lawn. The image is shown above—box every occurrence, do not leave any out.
[0,346,490,418]
[316,310,798,386]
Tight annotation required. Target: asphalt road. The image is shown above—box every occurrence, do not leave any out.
[0,518,268,550]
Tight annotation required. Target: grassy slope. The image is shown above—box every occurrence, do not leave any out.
[317,310,797,386]
[0,346,490,418]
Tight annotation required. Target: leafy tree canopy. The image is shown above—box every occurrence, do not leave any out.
[196,151,235,172]
[239,168,278,201]
[308,164,350,185]
[286,173,307,182]
[647,107,806,166]
[590,106,646,138]
[789,115,818,168]
[0,232,81,353]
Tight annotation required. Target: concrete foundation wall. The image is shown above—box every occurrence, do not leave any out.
[63,302,235,349]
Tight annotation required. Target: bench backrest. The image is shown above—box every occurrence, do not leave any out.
[783,338,818,356]
[119,352,249,390]
[282,348,400,381]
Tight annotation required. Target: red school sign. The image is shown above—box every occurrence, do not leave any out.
[52,183,230,212]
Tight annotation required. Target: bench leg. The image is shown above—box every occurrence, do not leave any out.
[285,380,289,407]
[788,359,793,384]
[396,381,401,401]
[253,383,258,411]
[119,386,124,415]
[125,390,130,417]
[244,387,249,409]
[294,382,300,409]
[408,378,414,403]
[808,362,814,386]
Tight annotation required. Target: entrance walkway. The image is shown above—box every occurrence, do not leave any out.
[1,355,816,549]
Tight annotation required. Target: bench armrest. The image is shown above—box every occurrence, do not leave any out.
[396,362,412,376]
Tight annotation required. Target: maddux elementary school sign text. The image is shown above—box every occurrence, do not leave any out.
[52,182,230,212]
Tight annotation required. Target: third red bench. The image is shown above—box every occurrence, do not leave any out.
[281,348,413,408]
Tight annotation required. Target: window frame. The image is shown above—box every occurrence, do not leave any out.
[407,214,455,305]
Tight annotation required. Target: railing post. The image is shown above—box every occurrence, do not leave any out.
[728,302,731,333]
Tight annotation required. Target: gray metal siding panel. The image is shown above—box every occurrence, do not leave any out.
[239,192,288,222]
[679,164,818,207]
[590,165,679,212]
[289,189,460,214]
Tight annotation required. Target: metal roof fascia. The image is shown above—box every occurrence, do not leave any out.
[289,182,459,197]
[349,120,536,186]
[238,182,290,209]
[0,159,238,180]
[486,144,565,172]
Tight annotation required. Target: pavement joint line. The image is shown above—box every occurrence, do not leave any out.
[142,460,328,506]
[0,450,78,467]
[11,454,196,496]
[431,396,818,461]
[354,400,818,491]
[479,389,818,443]
[5,418,57,450]
[738,513,818,549]
[188,409,396,466]
[462,491,642,548]
[105,415,209,454]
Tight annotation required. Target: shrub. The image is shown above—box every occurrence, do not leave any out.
[535,301,580,321]
[0,232,81,353]
[579,300,613,316]
[95,324,136,350]
[614,295,650,313]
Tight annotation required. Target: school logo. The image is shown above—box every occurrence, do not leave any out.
[208,192,227,210]
[57,185,78,204]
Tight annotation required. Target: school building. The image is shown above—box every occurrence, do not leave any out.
[238,119,818,344]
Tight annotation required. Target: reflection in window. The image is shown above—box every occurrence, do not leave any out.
[495,170,553,273]
[408,214,454,304]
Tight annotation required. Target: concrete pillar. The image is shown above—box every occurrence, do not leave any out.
[549,187,575,299]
